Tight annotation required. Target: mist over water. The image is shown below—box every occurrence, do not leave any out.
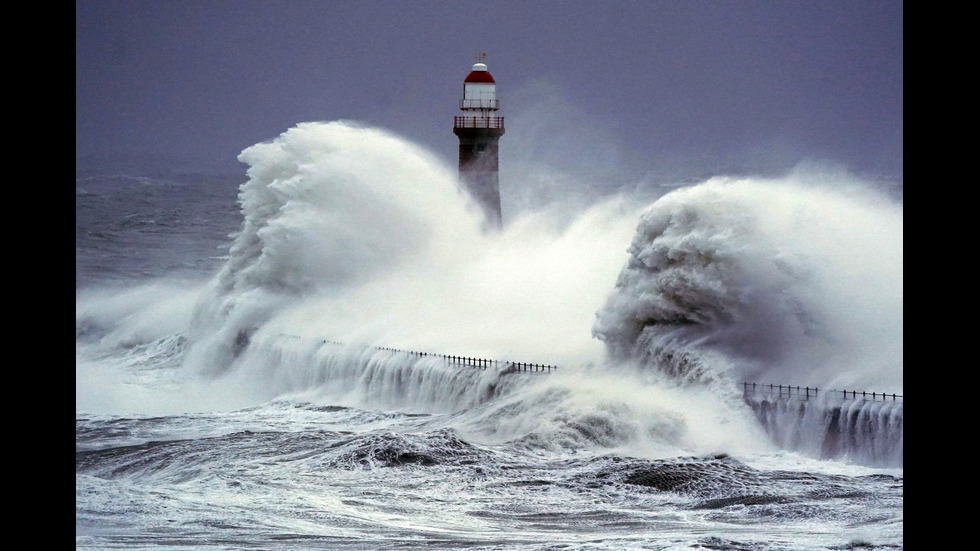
[77,121,903,549]
[183,121,644,381]
[77,120,901,459]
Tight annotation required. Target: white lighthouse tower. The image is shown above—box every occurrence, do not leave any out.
[453,55,505,229]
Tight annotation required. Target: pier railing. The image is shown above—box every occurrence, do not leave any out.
[372,345,556,373]
[305,338,556,373]
[741,382,903,402]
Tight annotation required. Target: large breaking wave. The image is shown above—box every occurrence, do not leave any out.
[593,175,902,394]
[77,121,902,464]
[183,120,641,382]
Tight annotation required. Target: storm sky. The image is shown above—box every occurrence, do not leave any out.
[76,1,902,184]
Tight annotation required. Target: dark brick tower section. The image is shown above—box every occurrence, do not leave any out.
[454,126,504,228]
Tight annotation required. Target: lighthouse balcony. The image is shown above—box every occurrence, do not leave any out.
[460,99,499,110]
[454,115,505,129]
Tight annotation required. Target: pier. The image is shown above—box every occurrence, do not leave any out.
[280,335,902,466]
[741,381,903,467]
[299,337,901,400]
[305,338,557,373]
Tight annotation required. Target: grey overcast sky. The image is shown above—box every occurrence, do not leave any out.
[76,0,902,185]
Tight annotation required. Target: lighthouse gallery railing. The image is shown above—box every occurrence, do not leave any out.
[454,116,505,129]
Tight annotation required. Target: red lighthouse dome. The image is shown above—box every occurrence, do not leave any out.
[463,62,495,83]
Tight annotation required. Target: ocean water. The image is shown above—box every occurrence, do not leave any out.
[76,121,903,550]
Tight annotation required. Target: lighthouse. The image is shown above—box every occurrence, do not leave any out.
[453,57,505,229]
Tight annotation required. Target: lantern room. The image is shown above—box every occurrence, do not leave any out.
[461,63,499,111]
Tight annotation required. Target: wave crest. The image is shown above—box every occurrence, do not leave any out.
[593,174,902,392]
